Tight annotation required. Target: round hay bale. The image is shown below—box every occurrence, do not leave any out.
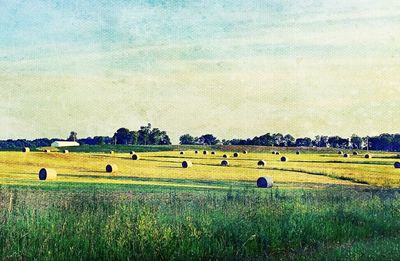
[272,151,276,155]
[365,154,371,159]
[394,162,400,169]
[63,150,69,154]
[343,153,349,158]
[194,150,198,154]
[243,150,248,154]
[106,164,118,173]
[132,154,140,160]
[44,149,51,153]
[275,152,280,155]
[182,161,193,168]
[211,151,216,155]
[257,177,273,188]
[223,154,229,158]
[38,168,57,180]
[233,152,239,157]
[180,151,185,155]
[280,156,288,162]
[22,147,30,153]
[338,151,343,155]
[109,151,114,154]
[353,151,359,155]
[296,151,300,155]
[257,160,266,167]
[221,160,229,167]
[130,151,135,154]
[203,150,208,155]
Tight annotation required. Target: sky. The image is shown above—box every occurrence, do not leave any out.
[0,0,399,143]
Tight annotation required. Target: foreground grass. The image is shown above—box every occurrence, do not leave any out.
[1,185,399,260]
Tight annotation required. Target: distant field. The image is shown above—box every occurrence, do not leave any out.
[38,144,175,153]
[14,143,397,155]
[0,148,399,260]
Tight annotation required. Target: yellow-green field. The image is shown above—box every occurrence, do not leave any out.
[1,148,400,260]
[1,150,399,188]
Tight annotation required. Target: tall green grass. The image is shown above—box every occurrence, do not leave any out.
[1,186,399,260]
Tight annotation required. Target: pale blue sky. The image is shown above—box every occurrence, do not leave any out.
[0,0,399,142]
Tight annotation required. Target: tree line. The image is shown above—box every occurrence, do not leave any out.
[75,123,171,146]
[179,133,400,151]
[111,123,171,145]
[1,127,400,152]
[0,123,171,149]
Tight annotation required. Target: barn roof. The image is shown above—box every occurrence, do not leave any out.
[51,141,80,147]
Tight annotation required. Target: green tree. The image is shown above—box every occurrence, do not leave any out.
[159,131,171,145]
[351,134,363,149]
[149,128,162,145]
[94,136,105,145]
[138,123,152,145]
[283,134,295,146]
[129,131,138,145]
[114,128,131,144]
[179,134,196,145]
[198,134,219,145]
[68,131,77,141]
[272,133,284,146]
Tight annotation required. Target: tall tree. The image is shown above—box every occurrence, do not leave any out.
[129,131,138,145]
[283,134,295,146]
[114,128,131,144]
[138,123,152,145]
[328,136,349,148]
[197,134,219,145]
[149,128,162,145]
[159,131,171,145]
[258,133,274,146]
[295,137,312,147]
[351,134,363,149]
[180,134,196,145]
[67,131,77,141]
[272,133,284,146]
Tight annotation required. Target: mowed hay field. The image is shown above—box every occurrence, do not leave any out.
[1,149,400,260]
[1,150,400,188]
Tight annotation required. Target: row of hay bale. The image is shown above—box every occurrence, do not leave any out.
[190,150,249,157]
[180,157,286,168]
[41,157,400,180]
[271,151,301,155]
[342,152,372,158]
[338,151,371,157]
[39,163,121,180]
[183,150,216,155]
[38,161,274,188]
[37,151,142,180]
[180,160,231,167]
[22,148,69,153]
[180,159,273,188]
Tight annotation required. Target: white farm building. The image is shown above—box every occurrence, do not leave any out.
[51,141,80,147]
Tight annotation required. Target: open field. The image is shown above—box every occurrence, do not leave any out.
[1,149,399,188]
[1,148,400,260]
